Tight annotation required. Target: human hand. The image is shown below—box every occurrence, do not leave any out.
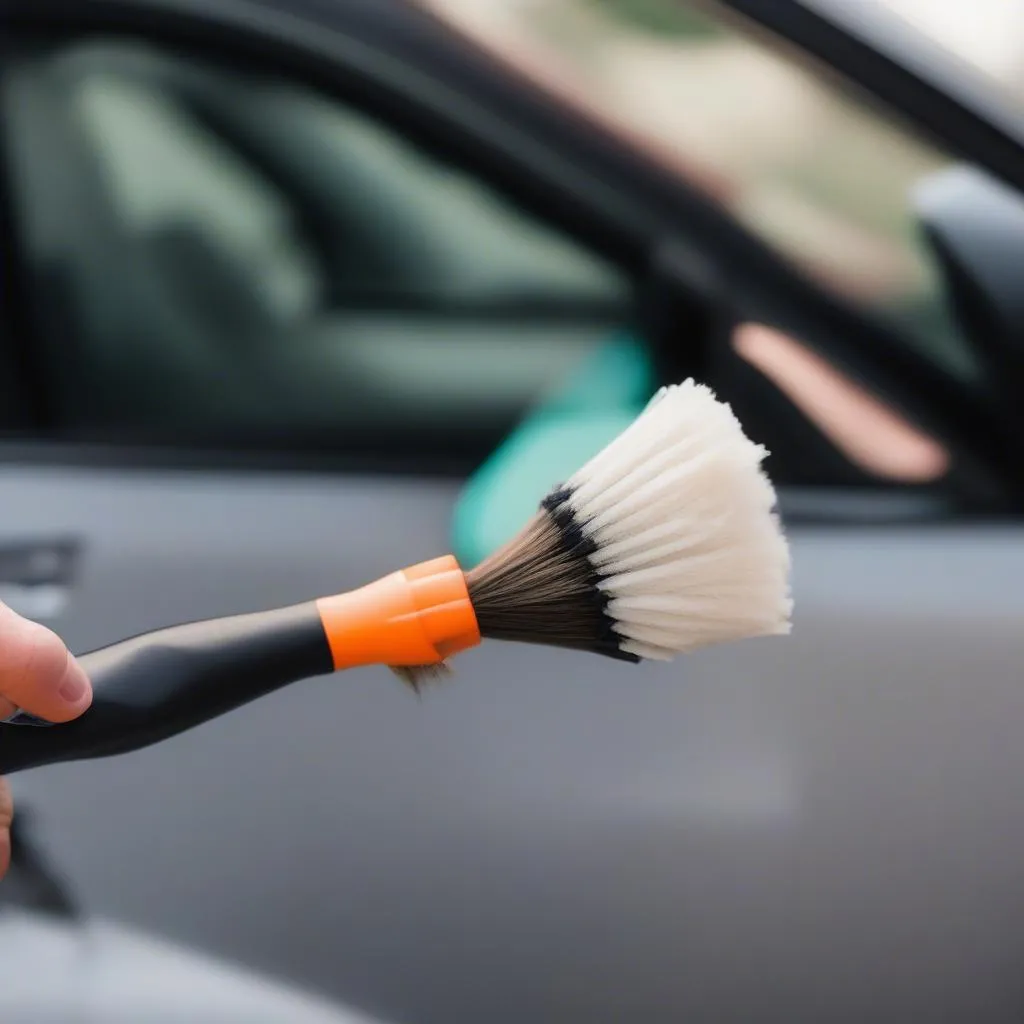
[0,604,93,877]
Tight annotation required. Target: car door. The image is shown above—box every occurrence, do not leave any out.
[2,3,1024,1024]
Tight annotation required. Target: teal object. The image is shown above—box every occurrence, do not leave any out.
[452,333,654,567]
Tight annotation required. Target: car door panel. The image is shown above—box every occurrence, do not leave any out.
[6,500,1024,1024]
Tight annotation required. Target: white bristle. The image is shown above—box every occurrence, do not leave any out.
[565,380,792,660]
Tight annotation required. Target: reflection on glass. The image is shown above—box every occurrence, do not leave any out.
[417,0,976,378]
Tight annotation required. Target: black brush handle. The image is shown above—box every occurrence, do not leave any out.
[0,603,334,775]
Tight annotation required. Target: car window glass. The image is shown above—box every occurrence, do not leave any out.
[76,69,322,323]
[0,40,632,463]
[417,0,977,381]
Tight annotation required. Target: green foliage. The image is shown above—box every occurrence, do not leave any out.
[582,0,723,39]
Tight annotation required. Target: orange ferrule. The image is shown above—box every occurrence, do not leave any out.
[315,555,481,670]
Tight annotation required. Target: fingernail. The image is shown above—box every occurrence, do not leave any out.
[4,711,54,727]
[58,673,87,704]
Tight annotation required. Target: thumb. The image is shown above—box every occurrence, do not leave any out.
[0,604,92,724]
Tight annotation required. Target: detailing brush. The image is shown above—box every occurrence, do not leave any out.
[465,379,790,670]
[0,380,790,775]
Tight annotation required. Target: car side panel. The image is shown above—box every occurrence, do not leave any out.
[2,466,1021,1024]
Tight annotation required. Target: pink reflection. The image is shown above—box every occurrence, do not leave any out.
[733,323,950,482]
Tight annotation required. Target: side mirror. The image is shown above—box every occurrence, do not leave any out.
[451,333,654,567]
[915,164,1024,420]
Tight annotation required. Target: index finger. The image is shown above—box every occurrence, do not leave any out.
[0,604,92,724]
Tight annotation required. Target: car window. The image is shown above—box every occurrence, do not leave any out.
[416,0,977,381]
[74,66,322,325]
[0,40,632,464]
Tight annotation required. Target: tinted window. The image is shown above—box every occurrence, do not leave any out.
[1,41,632,463]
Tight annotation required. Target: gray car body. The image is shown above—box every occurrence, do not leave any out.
[0,1,1021,1023]
[4,470,1022,1024]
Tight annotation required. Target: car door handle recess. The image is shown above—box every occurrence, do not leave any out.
[0,539,80,620]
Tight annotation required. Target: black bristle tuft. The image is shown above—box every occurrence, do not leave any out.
[542,488,637,660]
[466,487,640,664]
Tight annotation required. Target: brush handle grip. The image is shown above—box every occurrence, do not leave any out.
[0,603,334,775]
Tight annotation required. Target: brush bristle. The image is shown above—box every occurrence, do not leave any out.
[467,379,792,662]
[390,662,453,693]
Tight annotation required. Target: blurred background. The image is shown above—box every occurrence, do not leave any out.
[419,0,1024,377]
[3,0,1024,1022]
